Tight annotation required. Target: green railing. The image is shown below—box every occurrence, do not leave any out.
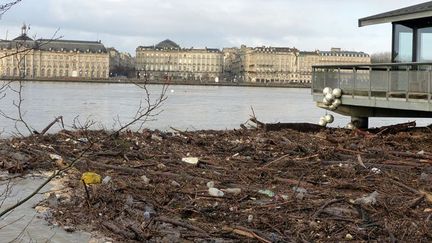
[312,62,432,101]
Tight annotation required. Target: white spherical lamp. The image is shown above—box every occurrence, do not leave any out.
[323,87,332,95]
[324,114,334,123]
[325,93,335,102]
[332,99,342,107]
[319,117,327,127]
[323,97,332,106]
[332,88,342,98]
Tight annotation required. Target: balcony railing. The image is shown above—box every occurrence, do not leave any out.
[312,62,432,101]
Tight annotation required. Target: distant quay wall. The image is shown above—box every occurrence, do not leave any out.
[5,77,311,89]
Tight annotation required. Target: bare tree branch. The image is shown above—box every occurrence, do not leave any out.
[0,0,22,18]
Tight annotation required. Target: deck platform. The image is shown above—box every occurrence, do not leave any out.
[312,63,432,125]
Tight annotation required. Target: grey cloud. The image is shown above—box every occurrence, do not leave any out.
[0,0,427,54]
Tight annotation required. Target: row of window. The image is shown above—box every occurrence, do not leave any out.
[1,62,107,68]
[251,78,311,84]
[1,60,108,67]
[138,58,221,63]
[144,65,220,72]
[251,73,311,78]
[0,65,108,72]
[140,60,221,66]
[139,52,222,59]
[1,53,108,61]
[321,53,368,57]
[2,67,108,78]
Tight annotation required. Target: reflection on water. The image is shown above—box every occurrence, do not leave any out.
[0,82,430,135]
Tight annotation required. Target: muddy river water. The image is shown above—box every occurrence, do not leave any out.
[0,82,429,136]
[0,174,94,242]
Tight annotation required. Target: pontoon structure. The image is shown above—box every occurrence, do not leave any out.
[312,1,432,128]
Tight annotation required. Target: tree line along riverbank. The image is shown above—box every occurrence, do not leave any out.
[0,121,432,242]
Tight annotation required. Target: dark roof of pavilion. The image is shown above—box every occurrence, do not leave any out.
[359,1,432,27]
[13,34,33,41]
[155,39,180,49]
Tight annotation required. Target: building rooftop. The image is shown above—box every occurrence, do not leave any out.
[359,1,432,27]
[253,46,296,53]
[155,39,180,49]
[0,37,107,53]
[137,41,221,52]
[12,34,33,41]
[36,39,107,53]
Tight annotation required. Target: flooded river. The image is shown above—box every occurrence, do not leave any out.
[0,82,430,136]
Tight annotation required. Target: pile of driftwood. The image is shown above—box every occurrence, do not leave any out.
[1,120,432,242]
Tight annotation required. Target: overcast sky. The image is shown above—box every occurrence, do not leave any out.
[0,0,428,55]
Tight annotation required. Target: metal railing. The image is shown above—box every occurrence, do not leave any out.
[312,62,432,101]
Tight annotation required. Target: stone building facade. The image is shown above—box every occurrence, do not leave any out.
[225,46,370,84]
[0,26,109,79]
[232,46,297,83]
[107,48,135,77]
[136,39,223,81]
[222,47,239,81]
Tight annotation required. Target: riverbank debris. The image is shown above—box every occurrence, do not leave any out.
[81,172,102,185]
[1,122,432,242]
[181,157,200,165]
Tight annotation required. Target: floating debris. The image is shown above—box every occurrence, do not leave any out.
[81,172,101,185]
[181,157,199,165]
[208,188,224,197]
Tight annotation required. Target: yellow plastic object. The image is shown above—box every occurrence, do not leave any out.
[81,172,102,185]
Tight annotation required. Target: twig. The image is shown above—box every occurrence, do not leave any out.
[336,147,367,155]
[294,154,319,161]
[8,214,36,243]
[388,177,420,195]
[262,154,291,168]
[407,195,425,208]
[154,216,208,235]
[250,106,257,120]
[249,117,265,128]
[102,221,135,240]
[389,150,432,160]
[40,116,64,135]
[223,226,272,243]
[384,220,397,243]
[274,177,315,188]
[312,198,344,220]
[357,154,367,168]
[0,215,25,231]
[0,179,13,208]
[82,180,91,207]
[0,0,22,18]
